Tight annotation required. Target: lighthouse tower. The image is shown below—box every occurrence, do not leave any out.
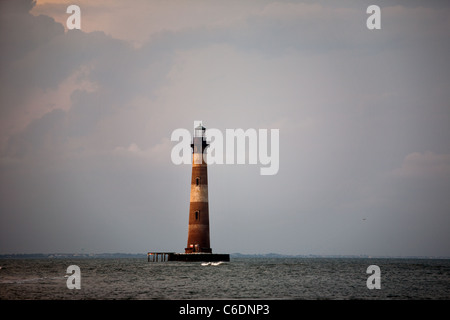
[185,124,212,253]
[147,122,229,262]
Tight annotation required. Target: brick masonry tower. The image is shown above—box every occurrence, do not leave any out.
[148,122,229,262]
[185,124,212,253]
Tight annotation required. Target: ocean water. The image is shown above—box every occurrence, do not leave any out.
[0,257,449,300]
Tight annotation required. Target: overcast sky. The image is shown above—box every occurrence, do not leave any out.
[1,0,449,256]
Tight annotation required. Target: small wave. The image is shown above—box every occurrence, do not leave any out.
[201,261,225,266]
[1,277,43,284]
[0,275,66,284]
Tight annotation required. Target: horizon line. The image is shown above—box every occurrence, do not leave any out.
[1,252,449,259]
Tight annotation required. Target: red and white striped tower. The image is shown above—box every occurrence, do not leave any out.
[185,124,212,253]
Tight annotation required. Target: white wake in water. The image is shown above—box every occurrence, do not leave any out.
[201,261,225,266]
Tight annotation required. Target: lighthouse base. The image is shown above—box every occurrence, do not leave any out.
[168,253,230,262]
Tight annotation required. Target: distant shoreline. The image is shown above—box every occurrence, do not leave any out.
[0,252,449,260]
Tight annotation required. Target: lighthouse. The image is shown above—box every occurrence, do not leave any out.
[185,124,212,253]
[147,122,229,262]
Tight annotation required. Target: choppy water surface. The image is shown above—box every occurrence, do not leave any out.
[1,258,449,299]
